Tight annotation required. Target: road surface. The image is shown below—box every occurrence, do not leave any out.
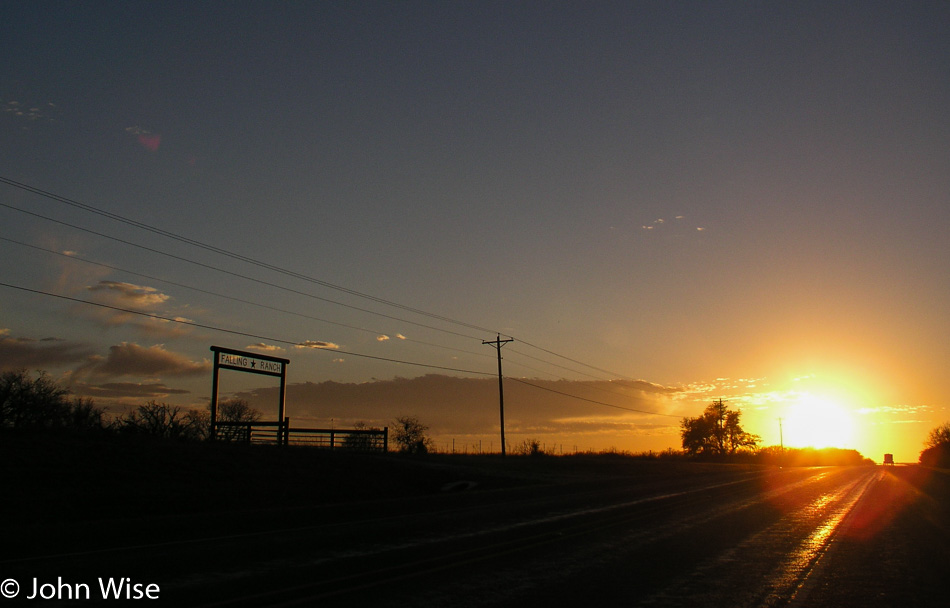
[3,464,947,606]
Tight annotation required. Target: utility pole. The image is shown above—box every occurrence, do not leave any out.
[483,334,513,457]
[778,417,784,451]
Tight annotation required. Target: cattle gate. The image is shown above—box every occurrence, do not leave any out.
[210,345,387,451]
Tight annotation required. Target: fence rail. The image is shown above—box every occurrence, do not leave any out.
[213,419,388,452]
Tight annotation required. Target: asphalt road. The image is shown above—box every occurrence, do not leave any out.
[4,464,948,607]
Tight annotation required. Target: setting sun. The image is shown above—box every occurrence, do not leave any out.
[782,393,855,450]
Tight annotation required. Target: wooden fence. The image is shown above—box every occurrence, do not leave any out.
[214,419,388,452]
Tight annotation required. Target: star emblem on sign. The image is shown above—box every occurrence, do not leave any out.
[250,360,256,368]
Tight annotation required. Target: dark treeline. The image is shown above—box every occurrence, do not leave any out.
[0,369,252,440]
[1,369,931,467]
[920,422,950,468]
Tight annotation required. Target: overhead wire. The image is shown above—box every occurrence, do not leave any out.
[0,281,494,377]
[0,176,501,336]
[2,235,666,413]
[0,235,494,362]
[506,377,681,418]
[1,280,673,418]
[0,201,483,341]
[1,177,671,414]
[0,194,632,383]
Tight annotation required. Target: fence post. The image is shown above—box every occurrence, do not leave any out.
[383,427,388,452]
[283,417,290,446]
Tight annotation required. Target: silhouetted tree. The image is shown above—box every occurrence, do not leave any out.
[214,399,261,441]
[681,399,759,456]
[925,422,950,449]
[920,422,950,468]
[117,401,195,439]
[514,438,544,456]
[182,408,211,440]
[0,369,105,431]
[392,415,433,454]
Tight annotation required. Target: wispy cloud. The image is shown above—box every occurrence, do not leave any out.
[72,381,191,400]
[87,281,170,309]
[295,340,340,350]
[3,99,58,125]
[856,404,936,423]
[0,329,93,370]
[640,214,706,233]
[81,281,195,337]
[247,343,284,353]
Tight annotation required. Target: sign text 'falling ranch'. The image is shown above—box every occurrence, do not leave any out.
[209,345,290,441]
[217,351,284,375]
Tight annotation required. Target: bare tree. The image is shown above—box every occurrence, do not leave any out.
[117,401,190,439]
[921,422,950,467]
[214,399,262,441]
[925,422,950,449]
[0,369,105,431]
[392,415,433,454]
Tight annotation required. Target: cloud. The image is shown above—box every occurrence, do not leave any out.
[639,215,706,234]
[87,281,170,309]
[125,126,162,151]
[247,343,285,353]
[295,340,340,350]
[0,329,93,370]
[70,342,210,381]
[71,382,191,400]
[234,375,680,443]
[81,281,195,337]
[3,99,58,124]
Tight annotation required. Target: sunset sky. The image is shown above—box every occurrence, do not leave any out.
[2,1,948,462]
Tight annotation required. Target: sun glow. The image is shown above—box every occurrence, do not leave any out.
[782,393,856,450]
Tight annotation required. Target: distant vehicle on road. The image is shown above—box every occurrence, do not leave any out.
[883,453,895,466]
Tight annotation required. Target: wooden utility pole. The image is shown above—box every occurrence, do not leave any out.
[483,334,513,456]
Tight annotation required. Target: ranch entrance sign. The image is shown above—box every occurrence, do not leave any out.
[209,345,290,441]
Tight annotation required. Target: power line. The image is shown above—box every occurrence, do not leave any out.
[506,347,613,381]
[0,176,501,335]
[0,201,483,341]
[507,377,682,418]
[0,281,494,377]
[1,197,636,383]
[1,176,645,385]
[0,235,494,362]
[1,280,687,419]
[514,338,636,381]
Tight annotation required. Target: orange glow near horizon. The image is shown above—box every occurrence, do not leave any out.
[782,392,856,450]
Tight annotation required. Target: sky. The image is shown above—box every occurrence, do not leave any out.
[2,1,948,462]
